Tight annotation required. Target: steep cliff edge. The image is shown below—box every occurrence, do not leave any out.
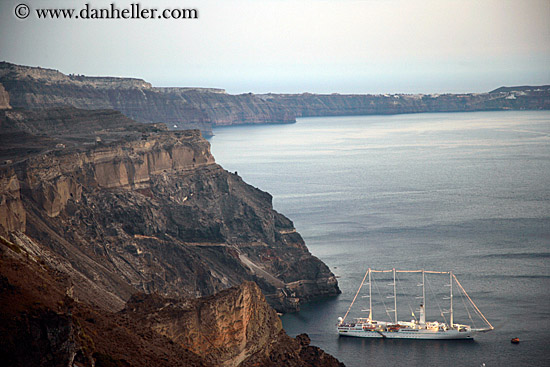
[0,107,339,313]
[0,62,296,134]
[0,62,211,133]
[2,62,548,134]
[0,240,343,366]
[122,281,343,367]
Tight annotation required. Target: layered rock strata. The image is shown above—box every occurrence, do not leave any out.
[0,241,343,366]
[0,107,340,313]
[122,281,342,367]
[2,62,549,136]
[259,88,550,117]
[0,62,296,135]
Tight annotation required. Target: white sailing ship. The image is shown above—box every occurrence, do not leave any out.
[337,268,493,340]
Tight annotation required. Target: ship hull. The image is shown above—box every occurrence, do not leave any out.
[337,328,475,340]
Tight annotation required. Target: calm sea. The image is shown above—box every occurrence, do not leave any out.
[208,111,550,367]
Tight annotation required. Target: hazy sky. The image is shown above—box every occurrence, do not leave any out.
[1,0,549,94]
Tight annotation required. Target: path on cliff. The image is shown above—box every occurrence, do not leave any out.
[234,246,285,288]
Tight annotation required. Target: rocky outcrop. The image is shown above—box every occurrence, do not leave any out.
[123,281,344,367]
[0,174,25,232]
[0,240,343,367]
[0,237,206,367]
[123,282,282,366]
[0,107,339,313]
[0,83,10,109]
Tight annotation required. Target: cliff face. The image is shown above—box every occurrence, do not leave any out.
[0,62,211,133]
[0,107,339,313]
[0,62,296,135]
[123,282,283,367]
[0,239,342,366]
[2,62,548,135]
[158,88,295,126]
[0,83,10,109]
[123,282,343,367]
[0,174,25,233]
[260,87,550,117]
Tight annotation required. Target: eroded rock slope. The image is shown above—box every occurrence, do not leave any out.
[0,107,339,313]
[0,240,343,366]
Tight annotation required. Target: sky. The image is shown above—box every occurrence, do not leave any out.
[0,0,549,94]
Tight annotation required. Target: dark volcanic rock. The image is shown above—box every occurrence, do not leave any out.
[0,107,339,313]
[0,237,207,367]
[0,240,344,367]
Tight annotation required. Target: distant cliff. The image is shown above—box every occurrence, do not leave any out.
[259,87,550,118]
[3,62,548,138]
[0,62,295,135]
[490,85,550,94]
[156,88,295,127]
[0,107,339,313]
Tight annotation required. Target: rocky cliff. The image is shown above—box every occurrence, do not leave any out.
[0,240,343,366]
[260,87,550,117]
[0,62,295,135]
[157,88,295,127]
[0,106,339,314]
[0,83,10,109]
[2,62,548,134]
[122,281,342,367]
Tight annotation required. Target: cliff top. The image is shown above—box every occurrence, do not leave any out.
[5,61,549,97]
[0,107,195,163]
[157,87,227,94]
[490,85,550,93]
[0,61,152,89]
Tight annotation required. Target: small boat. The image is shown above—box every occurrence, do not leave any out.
[511,337,520,344]
[337,268,494,340]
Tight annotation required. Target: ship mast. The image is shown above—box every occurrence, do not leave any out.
[422,270,426,312]
[341,267,370,323]
[393,268,397,323]
[421,269,426,324]
[450,271,454,327]
[340,269,493,332]
[368,268,372,320]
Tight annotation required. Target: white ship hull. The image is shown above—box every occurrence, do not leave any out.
[336,268,493,341]
[337,326,474,340]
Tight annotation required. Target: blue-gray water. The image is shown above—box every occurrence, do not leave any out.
[208,111,550,367]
